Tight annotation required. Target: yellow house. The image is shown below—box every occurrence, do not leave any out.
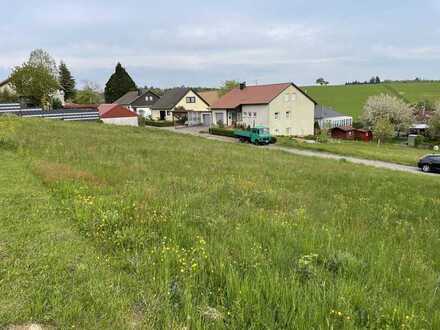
[211,82,317,136]
[150,87,211,125]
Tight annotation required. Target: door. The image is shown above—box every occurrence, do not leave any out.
[202,113,211,126]
[432,156,440,171]
[160,111,166,120]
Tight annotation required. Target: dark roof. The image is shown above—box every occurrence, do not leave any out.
[115,90,161,107]
[0,78,10,87]
[212,82,317,109]
[114,91,141,105]
[314,105,349,119]
[151,87,191,110]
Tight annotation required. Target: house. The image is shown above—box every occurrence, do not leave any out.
[114,89,160,117]
[330,126,373,142]
[211,82,316,136]
[314,105,353,129]
[0,78,14,94]
[98,104,139,126]
[150,87,211,126]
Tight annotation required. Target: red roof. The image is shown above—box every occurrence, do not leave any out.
[212,82,317,109]
[98,104,137,119]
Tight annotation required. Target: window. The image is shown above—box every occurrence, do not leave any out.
[284,94,290,102]
[253,112,257,117]
[286,111,291,119]
[186,96,196,103]
[291,93,297,101]
[243,112,247,116]
[166,111,171,116]
[275,112,279,120]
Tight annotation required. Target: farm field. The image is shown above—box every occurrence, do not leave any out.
[1,118,440,329]
[277,137,432,166]
[304,82,440,119]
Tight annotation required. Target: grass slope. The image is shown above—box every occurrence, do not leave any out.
[277,137,431,166]
[304,82,440,119]
[1,118,440,329]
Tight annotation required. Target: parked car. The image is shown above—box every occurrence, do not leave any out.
[418,154,440,173]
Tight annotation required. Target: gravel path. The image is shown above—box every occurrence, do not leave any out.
[152,126,435,176]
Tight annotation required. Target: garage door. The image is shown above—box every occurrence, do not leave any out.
[202,113,212,126]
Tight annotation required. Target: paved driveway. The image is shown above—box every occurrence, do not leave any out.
[150,126,435,177]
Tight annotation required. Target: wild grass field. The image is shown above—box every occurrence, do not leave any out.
[277,137,432,166]
[304,82,440,119]
[1,117,440,329]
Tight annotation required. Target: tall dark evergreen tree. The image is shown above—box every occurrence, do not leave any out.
[59,62,76,101]
[104,63,137,103]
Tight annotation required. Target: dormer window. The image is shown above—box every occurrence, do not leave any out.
[186,96,196,103]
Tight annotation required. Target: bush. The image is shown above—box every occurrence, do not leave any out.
[270,136,277,144]
[414,135,425,148]
[144,120,174,127]
[138,116,146,126]
[209,127,235,138]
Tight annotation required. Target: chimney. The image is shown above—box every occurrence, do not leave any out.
[240,82,246,90]
[138,88,144,96]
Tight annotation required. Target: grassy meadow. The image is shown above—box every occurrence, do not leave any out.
[304,82,440,119]
[277,137,432,166]
[1,117,440,329]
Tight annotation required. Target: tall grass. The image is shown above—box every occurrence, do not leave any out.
[1,118,440,329]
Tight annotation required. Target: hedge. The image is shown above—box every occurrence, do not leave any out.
[144,120,174,127]
[209,127,236,138]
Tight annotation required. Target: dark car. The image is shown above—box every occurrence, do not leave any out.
[418,154,440,173]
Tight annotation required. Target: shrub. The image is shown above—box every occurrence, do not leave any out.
[209,127,235,138]
[270,136,277,144]
[144,120,174,127]
[414,135,425,147]
[138,116,146,126]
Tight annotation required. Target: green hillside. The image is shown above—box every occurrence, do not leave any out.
[304,82,440,119]
[1,117,440,328]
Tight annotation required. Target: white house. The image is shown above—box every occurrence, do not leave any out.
[211,82,317,136]
[98,104,139,126]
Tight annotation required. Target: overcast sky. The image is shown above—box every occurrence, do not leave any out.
[1,0,440,88]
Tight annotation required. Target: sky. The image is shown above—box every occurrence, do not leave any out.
[1,0,440,89]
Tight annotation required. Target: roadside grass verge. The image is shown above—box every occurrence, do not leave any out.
[1,118,440,328]
[277,137,431,166]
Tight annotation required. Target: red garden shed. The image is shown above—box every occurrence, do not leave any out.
[330,127,373,142]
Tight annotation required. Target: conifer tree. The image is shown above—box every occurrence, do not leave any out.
[104,63,137,103]
[59,61,76,101]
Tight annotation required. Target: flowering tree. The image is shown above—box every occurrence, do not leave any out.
[429,104,440,138]
[362,94,414,135]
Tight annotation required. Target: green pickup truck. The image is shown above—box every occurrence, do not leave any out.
[234,126,272,145]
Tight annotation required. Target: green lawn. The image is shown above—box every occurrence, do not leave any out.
[277,137,433,166]
[1,117,440,329]
[304,82,440,119]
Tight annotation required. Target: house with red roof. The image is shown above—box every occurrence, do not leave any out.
[211,82,317,136]
[98,104,139,126]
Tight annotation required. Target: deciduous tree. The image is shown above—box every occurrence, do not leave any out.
[373,117,394,145]
[10,49,60,109]
[219,80,240,96]
[362,94,414,135]
[74,81,103,104]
